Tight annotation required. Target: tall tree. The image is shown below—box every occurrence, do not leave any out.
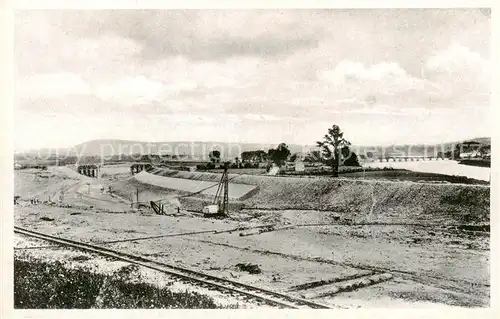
[316,125,351,177]
[341,146,361,167]
[304,150,322,163]
[241,150,267,163]
[209,150,221,163]
[268,143,291,166]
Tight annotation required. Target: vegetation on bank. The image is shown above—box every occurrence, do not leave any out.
[196,161,261,171]
[458,158,491,168]
[283,167,489,185]
[316,125,360,176]
[14,255,231,309]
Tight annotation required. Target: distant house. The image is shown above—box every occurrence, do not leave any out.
[290,153,306,172]
[478,145,491,157]
[457,141,491,159]
[284,161,295,170]
[295,161,305,172]
[258,162,269,168]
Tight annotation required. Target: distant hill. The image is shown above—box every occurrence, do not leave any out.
[352,137,491,157]
[16,139,315,160]
[461,137,491,145]
[15,137,490,160]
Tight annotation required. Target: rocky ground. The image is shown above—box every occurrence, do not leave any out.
[12,166,490,308]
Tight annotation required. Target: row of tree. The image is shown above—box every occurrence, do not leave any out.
[30,124,359,177]
[208,144,292,166]
[207,125,360,177]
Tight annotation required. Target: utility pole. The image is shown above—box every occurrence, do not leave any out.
[212,162,230,217]
[222,164,229,216]
[136,186,139,204]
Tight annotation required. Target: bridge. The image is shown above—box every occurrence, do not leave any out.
[130,163,152,175]
[77,164,99,178]
[371,156,447,162]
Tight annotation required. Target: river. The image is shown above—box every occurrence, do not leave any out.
[362,159,491,182]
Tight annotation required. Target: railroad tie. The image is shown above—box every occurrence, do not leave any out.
[301,273,393,299]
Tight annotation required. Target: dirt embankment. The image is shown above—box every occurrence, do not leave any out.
[113,169,490,226]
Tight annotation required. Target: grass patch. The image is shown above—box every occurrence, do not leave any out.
[234,263,262,274]
[14,256,232,309]
[286,168,488,185]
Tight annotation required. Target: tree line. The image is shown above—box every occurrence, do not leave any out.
[203,125,361,176]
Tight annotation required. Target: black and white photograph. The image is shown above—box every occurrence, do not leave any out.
[4,6,494,311]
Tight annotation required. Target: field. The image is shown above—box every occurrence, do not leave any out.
[13,165,490,308]
[340,170,488,184]
[364,160,490,182]
[286,169,488,185]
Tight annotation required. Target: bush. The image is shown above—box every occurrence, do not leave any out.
[196,163,215,171]
[14,257,226,309]
[342,153,361,167]
[206,162,215,169]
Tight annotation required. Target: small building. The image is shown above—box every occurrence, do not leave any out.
[295,161,305,172]
[478,145,491,157]
[258,162,269,168]
[203,205,219,215]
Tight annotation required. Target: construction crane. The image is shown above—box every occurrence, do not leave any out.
[150,162,230,218]
[205,162,230,218]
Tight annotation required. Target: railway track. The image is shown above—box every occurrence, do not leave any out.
[14,226,332,309]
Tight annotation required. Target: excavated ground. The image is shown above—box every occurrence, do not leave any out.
[13,165,490,308]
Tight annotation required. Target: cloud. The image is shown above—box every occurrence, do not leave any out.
[423,43,490,104]
[13,9,492,150]
[318,60,427,93]
[347,105,398,115]
[313,41,490,110]
[15,13,143,77]
[426,43,486,72]
[243,113,284,122]
[17,72,91,100]
[314,60,437,109]
[345,105,463,117]
[16,94,133,115]
[319,61,408,84]
[40,10,322,61]
[97,76,165,105]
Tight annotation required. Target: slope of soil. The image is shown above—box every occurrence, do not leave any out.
[134,171,256,199]
[14,167,490,308]
[122,169,490,225]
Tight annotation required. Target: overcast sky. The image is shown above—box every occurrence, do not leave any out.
[14,9,491,151]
